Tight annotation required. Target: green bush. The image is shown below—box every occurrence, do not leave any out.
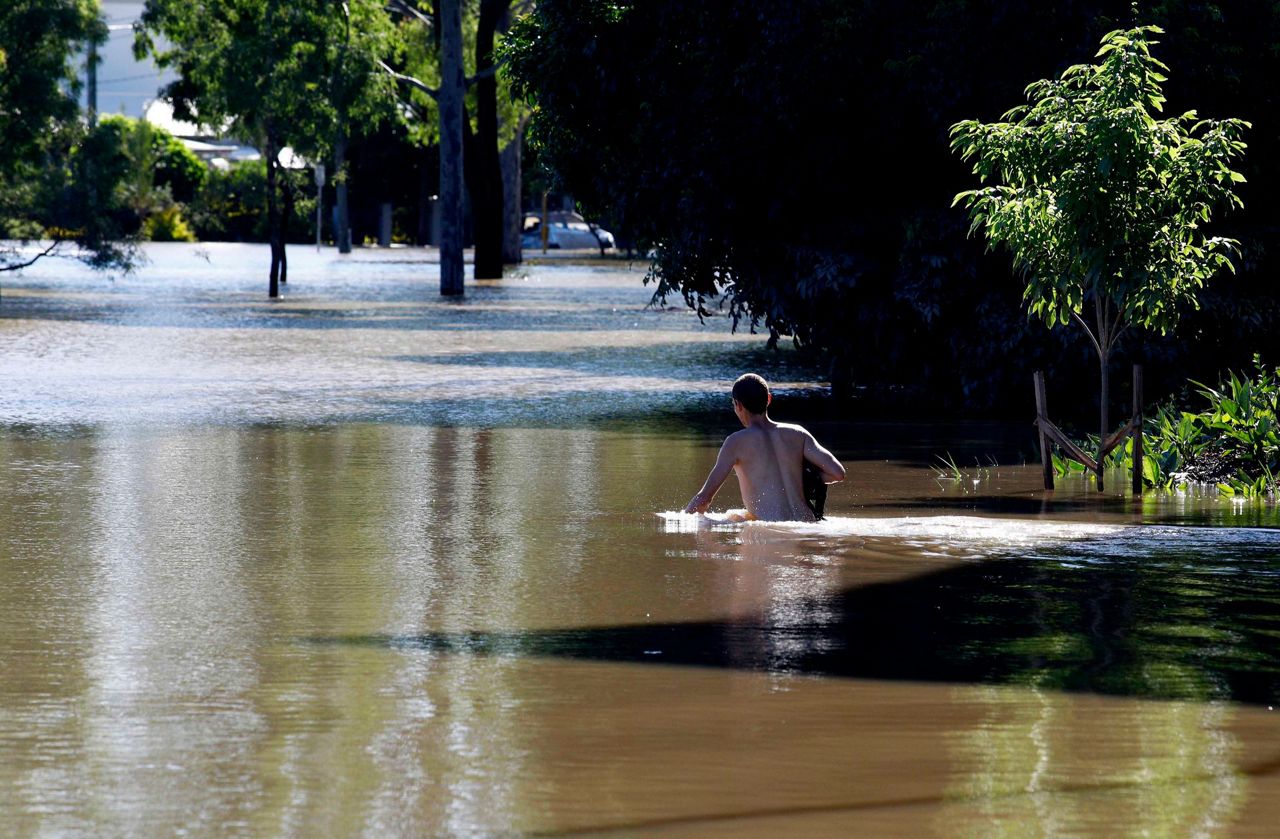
[143,206,197,242]
[85,116,205,239]
[188,161,313,243]
[188,161,265,241]
[97,116,206,203]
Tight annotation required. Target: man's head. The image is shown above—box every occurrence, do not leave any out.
[731,373,771,418]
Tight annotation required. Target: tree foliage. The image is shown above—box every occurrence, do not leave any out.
[504,0,1130,374]
[952,26,1247,477]
[95,115,206,238]
[951,26,1247,350]
[1,0,134,277]
[136,0,399,292]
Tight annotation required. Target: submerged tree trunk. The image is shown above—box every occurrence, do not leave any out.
[499,120,524,264]
[438,0,466,295]
[265,132,282,298]
[335,127,351,254]
[471,0,508,279]
[280,175,292,285]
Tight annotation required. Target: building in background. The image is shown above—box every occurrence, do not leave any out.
[92,3,307,171]
[93,1,175,119]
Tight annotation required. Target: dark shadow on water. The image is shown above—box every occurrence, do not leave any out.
[308,546,1280,706]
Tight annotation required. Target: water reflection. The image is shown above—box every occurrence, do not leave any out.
[4,422,1280,833]
[942,687,1245,837]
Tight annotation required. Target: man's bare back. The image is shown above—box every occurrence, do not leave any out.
[684,375,845,521]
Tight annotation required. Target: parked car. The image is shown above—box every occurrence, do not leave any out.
[521,211,615,250]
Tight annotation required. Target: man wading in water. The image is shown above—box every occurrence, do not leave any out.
[684,374,846,521]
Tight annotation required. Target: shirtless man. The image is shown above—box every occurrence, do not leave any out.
[684,374,846,521]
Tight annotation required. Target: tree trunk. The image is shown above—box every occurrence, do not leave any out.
[280,233,288,284]
[266,133,281,298]
[335,127,351,253]
[280,177,292,284]
[500,117,525,264]
[471,0,508,279]
[438,0,466,295]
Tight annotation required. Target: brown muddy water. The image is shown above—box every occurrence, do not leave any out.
[2,243,1279,836]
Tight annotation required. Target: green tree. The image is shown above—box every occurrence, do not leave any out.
[1,0,133,285]
[504,1,1280,414]
[951,26,1248,485]
[136,0,397,296]
[505,0,965,373]
[93,116,203,239]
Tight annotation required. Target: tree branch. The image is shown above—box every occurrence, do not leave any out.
[0,240,63,273]
[379,60,439,100]
[385,0,433,27]
[1106,304,1126,352]
[1071,310,1103,358]
[1094,294,1106,353]
[465,55,507,87]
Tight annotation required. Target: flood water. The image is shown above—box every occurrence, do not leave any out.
[3,243,1279,836]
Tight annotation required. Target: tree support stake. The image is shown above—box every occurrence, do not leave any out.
[1034,365,1144,494]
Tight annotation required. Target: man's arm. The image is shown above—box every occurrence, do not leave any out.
[803,432,846,483]
[684,439,737,513]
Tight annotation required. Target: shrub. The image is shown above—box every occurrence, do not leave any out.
[143,206,197,242]
[188,161,313,243]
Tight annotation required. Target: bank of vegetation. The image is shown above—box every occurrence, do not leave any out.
[1057,360,1280,498]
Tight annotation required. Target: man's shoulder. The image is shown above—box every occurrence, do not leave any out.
[774,422,815,439]
[725,424,812,450]
[723,427,768,452]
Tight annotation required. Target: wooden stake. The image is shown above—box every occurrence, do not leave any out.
[1038,417,1099,473]
[1132,364,1144,496]
[1034,371,1054,490]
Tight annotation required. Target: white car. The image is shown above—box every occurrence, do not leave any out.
[521,211,615,250]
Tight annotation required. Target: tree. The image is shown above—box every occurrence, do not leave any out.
[469,0,507,278]
[136,0,397,296]
[385,0,530,290]
[951,26,1248,485]
[1,0,133,286]
[471,1,533,277]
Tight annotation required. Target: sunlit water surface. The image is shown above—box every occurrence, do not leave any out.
[2,244,1279,836]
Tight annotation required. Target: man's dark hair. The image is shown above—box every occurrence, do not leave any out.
[732,374,770,414]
